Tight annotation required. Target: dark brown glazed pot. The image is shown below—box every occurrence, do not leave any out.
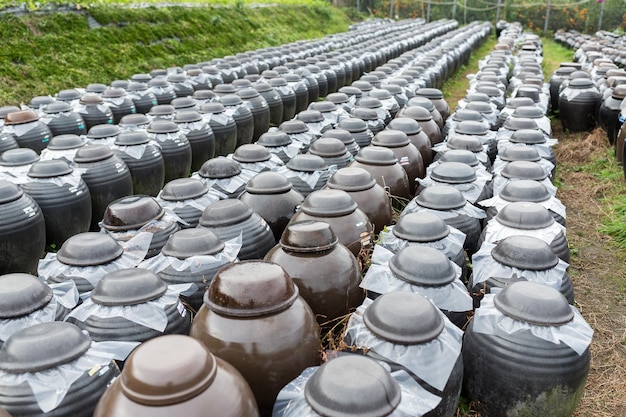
[326,166,391,234]
[388,117,433,168]
[349,146,411,203]
[113,131,165,197]
[3,110,52,153]
[159,178,214,228]
[307,137,353,169]
[337,117,375,149]
[371,129,424,194]
[416,87,450,121]
[265,221,363,325]
[238,172,304,241]
[289,189,373,258]
[397,105,442,149]
[173,110,215,172]
[190,261,320,417]
[147,120,193,183]
[94,335,260,416]
[281,154,332,197]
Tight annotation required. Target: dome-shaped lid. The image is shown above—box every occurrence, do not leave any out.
[352,80,374,92]
[87,124,120,139]
[286,154,328,172]
[149,105,176,117]
[245,171,293,194]
[327,167,376,192]
[198,156,241,179]
[455,120,488,136]
[338,117,367,132]
[503,117,538,131]
[167,73,188,83]
[56,89,83,101]
[371,129,410,147]
[321,130,353,147]
[569,78,595,89]
[56,232,124,266]
[115,131,150,146]
[205,261,299,317]
[254,82,273,93]
[465,92,490,103]
[499,179,551,202]
[199,103,226,114]
[131,73,152,83]
[257,131,292,147]
[297,110,325,124]
[148,78,170,88]
[86,83,107,94]
[381,84,403,95]
[309,101,338,113]
[351,107,379,121]
[200,199,253,227]
[512,106,544,119]
[326,92,350,104]
[493,281,574,326]
[0,148,40,167]
[127,82,149,92]
[393,211,450,242]
[232,144,271,163]
[364,291,444,344]
[173,110,203,123]
[452,110,483,123]
[389,246,456,286]
[400,105,431,121]
[503,98,535,111]
[219,94,244,107]
[162,228,225,259]
[102,195,164,231]
[213,84,237,95]
[501,160,548,181]
[387,117,422,135]
[431,162,476,184]
[27,159,73,178]
[27,97,53,109]
[102,88,126,99]
[43,101,72,114]
[476,85,501,97]
[161,178,209,201]
[612,85,626,100]
[416,185,466,210]
[147,120,179,134]
[356,97,383,110]
[192,90,216,102]
[369,89,392,100]
[4,110,38,125]
[439,149,480,166]
[499,145,541,162]
[300,189,358,217]
[510,129,547,144]
[491,235,559,270]
[237,87,261,100]
[0,322,91,373]
[416,87,444,100]
[354,146,397,165]
[119,113,150,126]
[309,138,348,157]
[79,93,104,105]
[91,268,167,306]
[304,355,401,417]
[0,273,53,318]
[269,77,288,87]
[408,97,435,111]
[279,220,338,252]
[280,120,308,134]
[338,86,363,99]
[496,201,555,229]
[446,135,484,153]
[121,335,218,406]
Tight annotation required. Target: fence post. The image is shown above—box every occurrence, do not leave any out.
[427,0,431,22]
[543,0,551,33]
[389,0,394,18]
[452,0,457,19]
[598,0,605,31]
[464,0,467,24]
[496,0,502,22]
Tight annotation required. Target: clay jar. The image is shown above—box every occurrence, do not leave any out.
[349,146,411,203]
[190,261,321,417]
[173,110,215,172]
[398,105,442,149]
[198,199,276,260]
[321,128,360,157]
[3,110,52,153]
[255,82,283,127]
[93,335,259,417]
[42,102,87,136]
[147,120,192,183]
[337,117,374,148]
[198,103,237,157]
[256,131,297,164]
[77,93,114,131]
[559,78,601,132]
[219,94,254,148]
[238,172,304,241]
[159,178,216,228]
[22,160,92,248]
[307,137,353,169]
[102,88,137,124]
[238,88,270,142]
[289,189,373,258]
[194,156,251,199]
[281,154,331,197]
[388,117,433,168]
[416,87,450,121]
[371,129,424,195]
[113,131,165,197]
[265,221,364,325]
[325,167,391,234]
[73,144,133,231]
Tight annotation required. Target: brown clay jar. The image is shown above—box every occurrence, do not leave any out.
[371,129,425,195]
[349,146,411,204]
[190,261,320,417]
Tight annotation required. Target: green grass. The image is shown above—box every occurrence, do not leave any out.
[540,36,575,79]
[0,0,330,10]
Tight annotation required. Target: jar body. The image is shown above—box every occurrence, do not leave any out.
[116,145,165,197]
[239,191,303,241]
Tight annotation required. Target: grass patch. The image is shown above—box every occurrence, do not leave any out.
[540,36,575,79]
[0,0,331,10]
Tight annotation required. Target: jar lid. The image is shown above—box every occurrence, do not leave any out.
[205,261,299,317]
[199,199,252,227]
[43,101,72,114]
[416,185,466,210]
[352,80,373,92]
[326,92,350,105]
[446,135,484,153]
[337,117,367,133]
[147,120,179,134]
[149,106,176,118]
[161,178,209,201]
[389,246,456,286]
[87,124,120,140]
[309,101,338,113]
[102,88,126,99]
[27,159,73,178]
[491,235,559,270]
[393,211,450,242]
[455,120,488,136]
[304,355,401,417]
[27,97,53,109]
[327,167,376,192]
[79,93,104,105]
[131,73,152,83]
[369,89,392,100]
[476,85,501,97]
[499,179,551,202]
[215,85,236,97]
[371,129,410,147]
[431,162,476,184]
[219,94,244,107]
[115,131,150,146]
[280,120,308,134]
[466,101,495,114]
[192,90,216,101]
[121,335,218,406]
[509,129,547,145]
[86,83,107,94]
[569,78,594,89]
[496,200,555,229]
[286,154,328,172]
[0,273,53,318]
[102,195,165,231]
[416,87,444,99]
[199,156,241,179]
[612,85,626,100]
[338,86,363,99]
[309,138,348,157]
[381,84,403,95]
[387,117,422,135]
[168,74,188,83]
[300,189,358,217]
[354,146,397,165]
[498,146,541,162]
[503,117,538,131]
[199,103,227,115]
[56,89,83,101]
[452,110,483,123]
[57,232,124,266]
[257,131,292,147]
[162,228,225,259]
[0,322,91,373]
[120,113,150,127]
[126,82,149,92]
[0,148,40,167]
[408,97,435,112]
[364,291,444,344]
[254,82,272,93]
[91,268,168,306]
[237,87,260,100]
[400,106,431,122]
[493,281,574,326]
[4,110,39,125]
[356,97,383,110]
[269,77,288,88]
[173,110,203,124]
[279,220,338,252]
[503,97,535,110]
[512,106,543,119]
[501,160,548,181]
[232,144,271,163]
[439,149,480,167]
[351,107,378,121]
[297,110,325,124]
[148,79,170,88]
[465,92,490,103]
[245,171,293,194]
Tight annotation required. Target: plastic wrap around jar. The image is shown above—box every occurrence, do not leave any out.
[278,120,317,154]
[230,143,285,174]
[111,131,165,197]
[3,110,52,153]
[93,335,259,416]
[343,292,463,416]
[157,178,220,228]
[0,322,136,416]
[277,154,334,198]
[417,161,492,205]
[492,160,557,197]
[0,148,40,185]
[265,220,363,325]
[256,130,302,164]
[146,120,192,183]
[190,260,321,417]
[192,156,255,199]
[349,146,411,204]
[462,281,593,417]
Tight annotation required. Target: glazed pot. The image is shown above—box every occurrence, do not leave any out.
[127,82,159,114]
[256,131,299,164]
[73,144,133,231]
[238,88,270,142]
[77,94,114,131]
[599,85,626,146]
[388,117,433,168]
[93,335,259,417]
[3,110,52,153]
[307,137,353,169]
[255,82,283,127]
[408,96,444,129]
[198,103,237,157]
[397,105,442,149]
[284,73,309,114]
[349,146,411,203]
[158,178,218,228]
[549,66,576,112]
[269,78,297,122]
[278,120,316,153]
[102,88,137,124]
[147,120,192,182]
[372,129,424,195]
[112,131,165,197]
[173,110,215,171]
[559,78,601,132]
[148,79,177,105]
[219,94,254,148]
[231,143,283,173]
[168,74,194,98]
[337,117,374,148]
[41,102,86,137]
[416,87,450,121]
[321,128,360,157]
[193,156,253,199]
[190,261,321,416]
[279,154,331,197]
[86,124,120,148]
